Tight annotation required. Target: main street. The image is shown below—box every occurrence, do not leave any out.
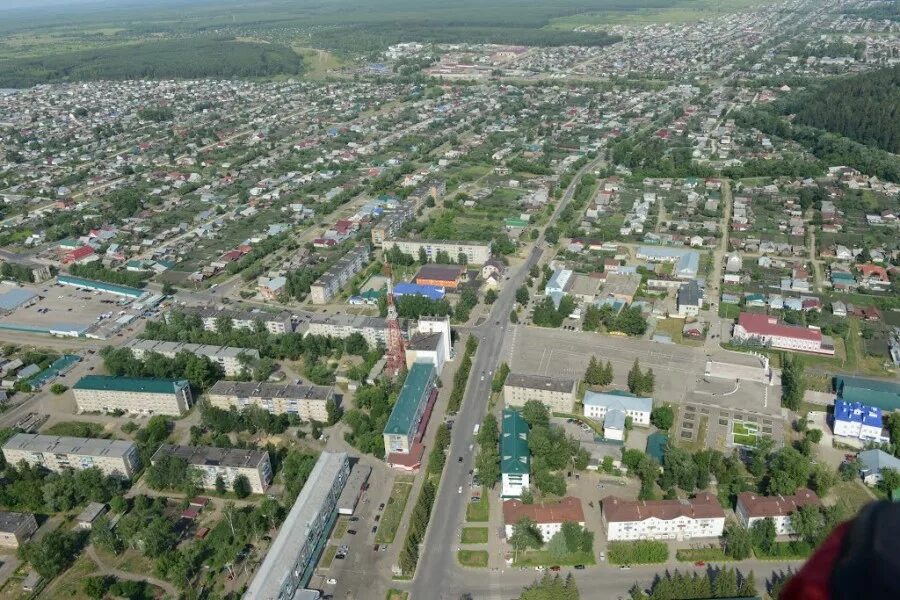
[411,156,604,599]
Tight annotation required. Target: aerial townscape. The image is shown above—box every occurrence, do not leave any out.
[0,0,897,599]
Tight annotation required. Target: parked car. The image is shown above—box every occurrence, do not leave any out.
[347,530,356,535]
[371,526,377,534]
[326,578,337,585]
[694,561,705,567]
[574,565,585,570]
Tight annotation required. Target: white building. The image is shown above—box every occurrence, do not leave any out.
[72,375,192,416]
[181,308,294,334]
[676,280,703,318]
[735,488,821,535]
[207,380,336,421]
[303,314,388,348]
[2,434,139,479]
[151,444,273,494]
[583,390,652,441]
[602,493,725,541]
[832,400,889,443]
[732,312,835,356]
[405,316,451,375]
[124,339,260,376]
[503,373,576,414]
[382,239,491,265]
[503,497,585,542]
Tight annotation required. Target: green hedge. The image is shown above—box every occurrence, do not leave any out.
[607,540,668,565]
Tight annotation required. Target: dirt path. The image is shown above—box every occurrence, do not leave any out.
[85,544,180,598]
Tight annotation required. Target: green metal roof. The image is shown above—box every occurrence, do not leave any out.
[383,363,435,435]
[57,275,146,298]
[73,375,189,395]
[836,375,900,411]
[501,409,530,475]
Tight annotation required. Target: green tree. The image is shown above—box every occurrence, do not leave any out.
[806,429,823,444]
[484,289,498,304]
[509,517,543,551]
[515,285,530,305]
[214,474,226,494]
[83,575,113,600]
[232,474,252,499]
[781,354,806,411]
[326,398,344,425]
[790,505,825,545]
[750,517,776,553]
[90,515,122,555]
[650,405,674,430]
[510,310,519,323]
[18,529,79,579]
[724,521,752,559]
[627,359,641,394]
[49,383,68,395]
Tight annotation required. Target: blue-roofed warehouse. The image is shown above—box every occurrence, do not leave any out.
[0,288,36,311]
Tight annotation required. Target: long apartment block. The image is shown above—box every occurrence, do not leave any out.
[207,380,336,421]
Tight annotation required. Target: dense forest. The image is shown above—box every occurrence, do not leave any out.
[780,66,900,154]
[0,38,304,88]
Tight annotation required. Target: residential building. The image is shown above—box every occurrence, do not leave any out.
[503,373,576,414]
[207,381,336,421]
[503,497,585,542]
[383,362,437,454]
[501,409,530,498]
[858,449,900,486]
[832,400,889,443]
[310,244,370,305]
[735,489,821,535]
[2,433,139,479]
[414,316,452,360]
[414,264,465,289]
[835,376,900,412]
[258,276,286,300]
[124,339,260,376]
[244,452,350,599]
[383,239,491,265]
[602,493,725,541]
[544,268,573,296]
[72,375,192,416]
[180,307,294,334]
[0,511,38,548]
[371,208,413,247]
[583,390,652,441]
[732,312,835,355]
[676,280,703,317]
[636,246,700,279]
[304,313,388,348]
[151,444,273,494]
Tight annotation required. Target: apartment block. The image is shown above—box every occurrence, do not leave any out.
[124,339,260,376]
[244,452,350,598]
[383,362,437,455]
[503,497,585,542]
[207,380,335,421]
[72,375,192,416]
[2,433,139,479]
[303,313,388,348]
[602,493,725,541]
[383,239,491,265]
[735,488,821,535]
[151,444,273,494]
[310,244,370,305]
[503,373,576,414]
[179,307,294,334]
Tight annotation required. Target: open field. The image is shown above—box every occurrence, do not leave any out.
[375,481,413,544]
[827,480,875,515]
[548,0,771,27]
[293,47,343,79]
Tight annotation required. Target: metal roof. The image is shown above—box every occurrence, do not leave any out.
[3,433,136,458]
[73,375,189,395]
[151,444,268,470]
[505,373,576,394]
[384,363,435,435]
[501,409,529,475]
[583,390,652,414]
[0,288,36,311]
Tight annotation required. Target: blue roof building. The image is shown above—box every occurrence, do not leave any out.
[833,400,888,443]
[393,282,445,301]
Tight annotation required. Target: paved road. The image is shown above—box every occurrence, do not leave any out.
[412,157,604,599]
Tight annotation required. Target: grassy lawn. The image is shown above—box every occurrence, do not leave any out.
[386,590,409,600]
[465,492,489,522]
[675,547,730,562]
[319,545,338,569]
[608,540,669,565]
[828,480,875,517]
[513,549,596,567]
[333,516,349,539]
[376,481,413,544]
[457,550,489,568]
[732,420,759,447]
[41,420,109,438]
[37,553,97,600]
[718,303,741,320]
[461,527,489,544]
[292,46,342,79]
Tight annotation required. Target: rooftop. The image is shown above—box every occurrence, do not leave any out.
[737,488,820,519]
[0,510,34,533]
[737,312,822,342]
[501,409,530,476]
[583,390,652,414]
[384,362,436,435]
[834,399,883,428]
[602,492,724,523]
[208,380,334,401]
[415,263,464,282]
[2,433,136,459]
[152,444,269,469]
[244,452,348,599]
[503,496,585,525]
[505,373,575,394]
[73,375,189,395]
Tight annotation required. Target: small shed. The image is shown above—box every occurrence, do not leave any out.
[76,502,108,530]
[21,571,42,592]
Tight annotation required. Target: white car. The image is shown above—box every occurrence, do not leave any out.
[326,578,337,585]
[458,486,463,494]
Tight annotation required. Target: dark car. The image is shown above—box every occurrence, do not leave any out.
[335,554,345,560]
[458,456,463,463]
[347,530,356,535]
[574,564,585,570]
[374,514,381,522]
[373,544,379,551]
[379,503,386,510]
[371,526,377,534]
[349,517,359,522]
